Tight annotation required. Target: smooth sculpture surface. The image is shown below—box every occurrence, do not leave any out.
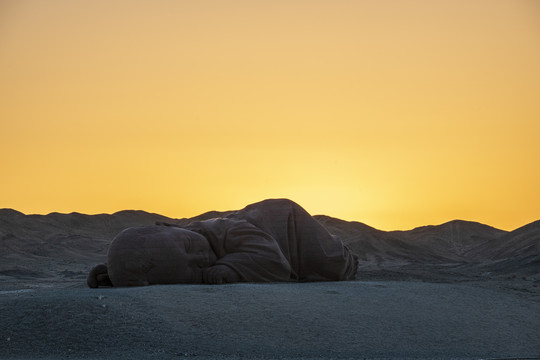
[87,199,358,287]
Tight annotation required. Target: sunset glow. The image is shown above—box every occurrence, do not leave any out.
[1,0,539,230]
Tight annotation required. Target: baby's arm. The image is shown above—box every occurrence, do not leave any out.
[216,221,292,282]
[187,218,292,283]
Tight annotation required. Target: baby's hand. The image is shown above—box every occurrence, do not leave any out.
[202,265,240,284]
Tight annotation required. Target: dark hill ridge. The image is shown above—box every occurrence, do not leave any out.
[388,220,507,261]
[0,209,175,282]
[0,208,538,282]
[468,220,540,259]
[314,215,441,263]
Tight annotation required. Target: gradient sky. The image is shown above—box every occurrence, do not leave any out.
[1,0,539,230]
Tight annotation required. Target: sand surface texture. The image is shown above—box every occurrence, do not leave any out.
[1,280,539,359]
[1,208,539,359]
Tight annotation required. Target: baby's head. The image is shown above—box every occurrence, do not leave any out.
[107,226,217,286]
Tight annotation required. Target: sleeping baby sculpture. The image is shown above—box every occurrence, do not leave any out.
[87,199,358,287]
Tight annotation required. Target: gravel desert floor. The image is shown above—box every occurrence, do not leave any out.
[1,278,539,360]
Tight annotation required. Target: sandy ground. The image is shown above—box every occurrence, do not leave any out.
[1,277,539,360]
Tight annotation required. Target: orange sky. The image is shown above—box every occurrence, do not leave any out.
[1,0,539,231]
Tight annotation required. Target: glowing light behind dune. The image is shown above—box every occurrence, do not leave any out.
[1,0,539,230]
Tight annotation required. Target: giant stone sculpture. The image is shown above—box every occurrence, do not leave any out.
[87,199,358,287]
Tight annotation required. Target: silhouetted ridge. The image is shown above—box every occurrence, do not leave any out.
[314,215,379,233]
[0,208,25,217]
[469,219,540,260]
[1,209,538,279]
[390,220,507,260]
